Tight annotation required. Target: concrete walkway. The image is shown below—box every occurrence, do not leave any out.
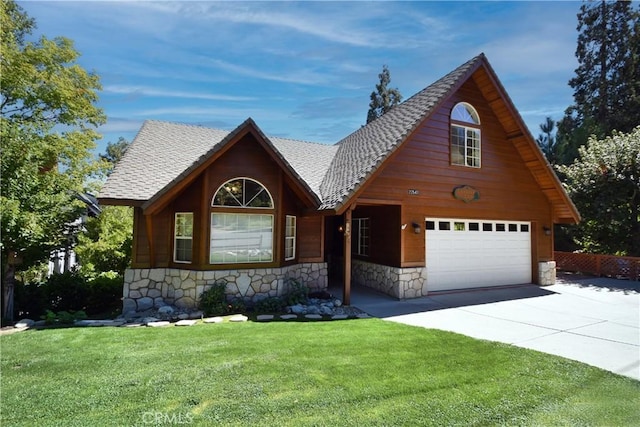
[349,275,640,380]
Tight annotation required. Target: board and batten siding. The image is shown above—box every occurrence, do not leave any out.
[356,78,553,280]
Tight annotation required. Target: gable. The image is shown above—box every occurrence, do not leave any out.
[319,54,579,224]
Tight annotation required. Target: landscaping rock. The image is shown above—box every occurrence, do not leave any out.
[175,319,197,326]
[279,314,297,320]
[142,317,159,324]
[137,297,153,311]
[177,313,190,320]
[331,314,348,320]
[158,306,174,316]
[229,314,248,322]
[14,319,35,328]
[188,310,203,320]
[147,321,171,327]
[334,299,342,307]
[256,314,274,321]
[289,304,305,315]
[123,323,144,327]
[305,314,322,320]
[203,317,223,324]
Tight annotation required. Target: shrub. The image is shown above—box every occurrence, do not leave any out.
[42,271,88,312]
[13,280,46,319]
[85,272,122,315]
[284,279,308,306]
[198,281,229,316]
[41,309,87,325]
[13,271,124,319]
[254,296,285,314]
[227,298,246,314]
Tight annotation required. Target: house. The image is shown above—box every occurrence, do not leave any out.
[99,54,579,313]
[48,193,102,276]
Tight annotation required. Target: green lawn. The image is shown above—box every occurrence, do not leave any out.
[1,319,638,426]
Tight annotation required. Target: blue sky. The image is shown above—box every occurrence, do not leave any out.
[20,1,581,154]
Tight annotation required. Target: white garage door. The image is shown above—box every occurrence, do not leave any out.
[425,218,532,292]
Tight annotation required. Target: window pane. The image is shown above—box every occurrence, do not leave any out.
[469,222,479,231]
[451,103,480,124]
[213,178,273,208]
[211,213,273,264]
[496,223,506,232]
[483,223,493,231]
[439,221,450,231]
[454,222,465,231]
[174,213,193,262]
[285,216,296,261]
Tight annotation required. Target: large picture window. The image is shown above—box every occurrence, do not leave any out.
[210,213,273,263]
[285,215,296,261]
[174,212,193,263]
[450,102,481,168]
[211,178,274,264]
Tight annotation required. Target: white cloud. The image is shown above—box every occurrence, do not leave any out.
[103,85,256,102]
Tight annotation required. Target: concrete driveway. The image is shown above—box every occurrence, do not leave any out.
[350,275,640,380]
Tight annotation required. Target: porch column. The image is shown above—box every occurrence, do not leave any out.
[343,207,352,305]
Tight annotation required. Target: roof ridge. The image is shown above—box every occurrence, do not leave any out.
[270,134,336,147]
[320,53,485,210]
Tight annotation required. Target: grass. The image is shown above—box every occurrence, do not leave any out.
[1,319,639,426]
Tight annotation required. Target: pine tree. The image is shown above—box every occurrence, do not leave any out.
[366,65,402,124]
[556,0,640,164]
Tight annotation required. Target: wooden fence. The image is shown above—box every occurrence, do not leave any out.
[554,251,640,281]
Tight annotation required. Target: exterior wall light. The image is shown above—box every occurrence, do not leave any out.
[543,226,552,236]
[412,222,421,234]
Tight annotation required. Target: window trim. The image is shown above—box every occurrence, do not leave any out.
[450,102,481,168]
[285,215,296,261]
[353,217,370,257]
[173,212,193,264]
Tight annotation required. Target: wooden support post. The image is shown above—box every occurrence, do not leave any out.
[343,207,352,305]
[145,214,155,268]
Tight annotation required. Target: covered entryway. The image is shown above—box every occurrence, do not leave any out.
[425,218,532,292]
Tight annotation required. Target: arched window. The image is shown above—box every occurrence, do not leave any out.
[212,178,273,208]
[450,102,481,168]
[210,178,274,264]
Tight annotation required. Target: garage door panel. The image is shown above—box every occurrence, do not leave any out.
[426,218,532,292]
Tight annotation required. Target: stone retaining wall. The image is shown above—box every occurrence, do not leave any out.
[122,263,328,313]
[352,259,428,299]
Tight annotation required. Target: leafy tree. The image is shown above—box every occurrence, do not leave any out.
[366,65,402,124]
[100,137,130,175]
[75,206,133,276]
[76,137,132,276]
[558,127,640,256]
[556,0,640,163]
[536,117,561,165]
[1,0,105,320]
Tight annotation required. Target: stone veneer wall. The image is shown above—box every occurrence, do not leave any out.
[352,259,428,299]
[538,261,556,285]
[122,263,328,313]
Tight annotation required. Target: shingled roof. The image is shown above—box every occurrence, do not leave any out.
[99,53,578,223]
[318,54,482,210]
[99,119,338,205]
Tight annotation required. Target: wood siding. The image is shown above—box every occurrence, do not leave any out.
[133,133,324,270]
[357,77,554,278]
